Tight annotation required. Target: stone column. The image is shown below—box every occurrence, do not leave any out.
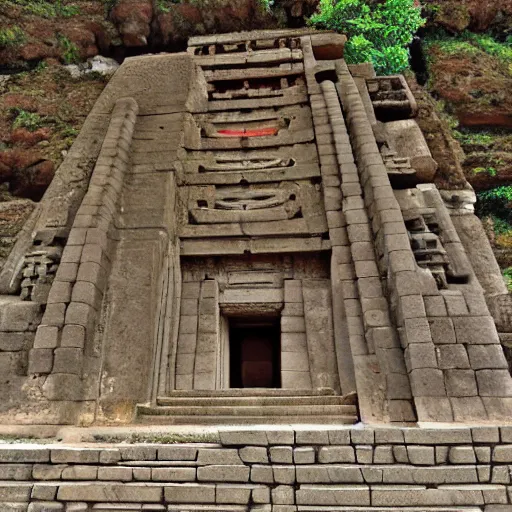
[302,279,340,391]
[193,279,220,390]
[281,279,312,389]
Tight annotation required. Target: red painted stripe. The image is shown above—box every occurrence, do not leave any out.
[217,127,278,137]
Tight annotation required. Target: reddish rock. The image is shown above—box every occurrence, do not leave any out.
[0,149,43,178]
[9,128,52,147]
[59,25,99,60]
[111,0,153,47]
[427,45,512,130]
[0,149,55,200]
[2,94,38,112]
[11,159,55,201]
[19,42,55,62]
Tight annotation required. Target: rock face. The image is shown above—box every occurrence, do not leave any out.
[110,0,153,47]
[426,40,512,129]
[425,0,512,33]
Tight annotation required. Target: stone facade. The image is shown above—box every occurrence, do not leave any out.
[0,28,511,426]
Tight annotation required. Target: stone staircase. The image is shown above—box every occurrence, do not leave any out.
[137,389,358,424]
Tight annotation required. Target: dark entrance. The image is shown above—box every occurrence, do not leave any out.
[229,317,281,388]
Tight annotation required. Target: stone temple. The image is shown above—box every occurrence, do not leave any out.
[2,29,512,511]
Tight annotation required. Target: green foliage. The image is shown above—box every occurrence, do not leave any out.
[503,267,512,291]
[454,130,495,148]
[11,109,45,131]
[0,26,26,47]
[309,0,425,75]
[477,186,512,225]
[156,0,181,13]
[57,34,80,64]
[473,166,497,177]
[8,0,80,17]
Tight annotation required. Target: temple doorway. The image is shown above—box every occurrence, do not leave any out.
[228,317,281,388]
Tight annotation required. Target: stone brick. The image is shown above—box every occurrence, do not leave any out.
[477,370,512,396]
[444,294,470,316]
[239,446,268,464]
[407,446,435,465]
[97,466,132,481]
[28,348,53,374]
[58,482,162,502]
[42,373,82,401]
[51,448,100,464]
[42,303,66,327]
[52,347,83,375]
[252,485,271,503]
[31,483,58,501]
[373,446,394,464]
[33,325,59,349]
[403,318,432,345]
[0,482,33,501]
[60,324,86,349]
[61,465,98,480]
[467,345,509,369]
[405,343,437,370]
[197,465,249,482]
[0,464,32,480]
[436,344,470,369]
[424,295,447,316]
[272,485,294,505]
[197,448,242,465]
[493,445,512,463]
[355,445,373,464]
[251,465,274,483]
[429,317,456,344]
[296,485,370,506]
[152,467,196,481]
[409,368,446,396]
[295,428,329,445]
[449,446,477,464]
[64,302,96,329]
[293,447,315,464]
[273,465,295,484]
[445,369,478,397]
[403,428,472,444]
[27,503,63,512]
[452,316,500,345]
[318,446,355,463]
[119,446,157,461]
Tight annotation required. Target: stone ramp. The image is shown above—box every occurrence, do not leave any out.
[137,390,359,425]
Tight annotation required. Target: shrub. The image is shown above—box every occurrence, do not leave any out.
[503,267,512,291]
[309,0,425,75]
[57,34,81,64]
[11,109,45,131]
[8,0,80,18]
[477,186,512,225]
[0,26,26,47]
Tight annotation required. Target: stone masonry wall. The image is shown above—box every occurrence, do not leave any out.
[27,98,139,406]
[3,426,512,510]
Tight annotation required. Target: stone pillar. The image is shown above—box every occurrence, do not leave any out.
[193,279,219,390]
[281,279,312,389]
[302,279,340,391]
[175,281,200,390]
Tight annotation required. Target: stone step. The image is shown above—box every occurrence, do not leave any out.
[139,404,356,417]
[158,388,336,397]
[156,396,348,407]
[136,414,358,425]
